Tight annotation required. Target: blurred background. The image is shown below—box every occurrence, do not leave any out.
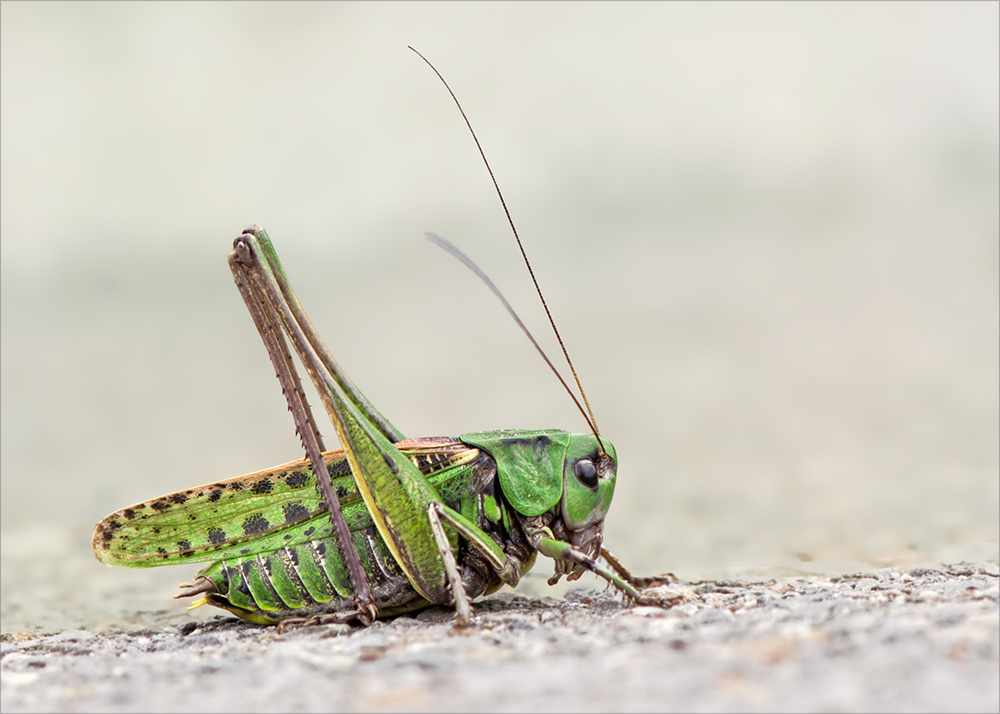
[2,2,997,633]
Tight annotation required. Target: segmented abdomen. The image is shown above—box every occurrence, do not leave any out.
[192,524,429,624]
[186,438,504,623]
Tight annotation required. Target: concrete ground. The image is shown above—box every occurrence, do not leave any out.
[3,562,997,713]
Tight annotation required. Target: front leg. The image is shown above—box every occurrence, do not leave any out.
[424,501,536,627]
[426,503,473,627]
[600,547,677,589]
[527,527,684,608]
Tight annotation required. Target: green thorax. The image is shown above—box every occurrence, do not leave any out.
[459,429,617,528]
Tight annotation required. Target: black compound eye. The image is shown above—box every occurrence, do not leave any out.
[574,459,599,489]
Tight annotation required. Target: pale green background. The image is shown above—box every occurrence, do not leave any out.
[2,1,997,633]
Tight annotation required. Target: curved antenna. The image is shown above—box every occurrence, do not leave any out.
[424,233,598,442]
[409,46,604,448]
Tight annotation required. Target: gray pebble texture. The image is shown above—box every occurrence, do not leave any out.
[3,563,997,712]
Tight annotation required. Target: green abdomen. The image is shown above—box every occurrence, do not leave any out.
[192,525,430,624]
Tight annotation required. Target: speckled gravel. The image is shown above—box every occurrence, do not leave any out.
[2,562,997,712]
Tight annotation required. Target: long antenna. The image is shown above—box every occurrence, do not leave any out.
[425,232,598,443]
[409,45,604,445]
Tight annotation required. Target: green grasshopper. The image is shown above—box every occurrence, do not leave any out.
[92,51,669,628]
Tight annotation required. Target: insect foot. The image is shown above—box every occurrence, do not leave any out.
[276,610,370,635]
[633,589,692,609]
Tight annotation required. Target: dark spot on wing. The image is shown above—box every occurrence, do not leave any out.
[242,514,270,536]
[327,460,352,478]
[208,528,227,545]
[282,503,310,523]
[122,509,136,520]
[285,471,309,488]
[170,493,188,504]
[303,526,316,538]
[207,489,223,503]
[251,479,273,494]
[150,500,171,512]
[98,521,119,543]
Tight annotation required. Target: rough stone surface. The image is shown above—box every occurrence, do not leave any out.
[2,562,997,712]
